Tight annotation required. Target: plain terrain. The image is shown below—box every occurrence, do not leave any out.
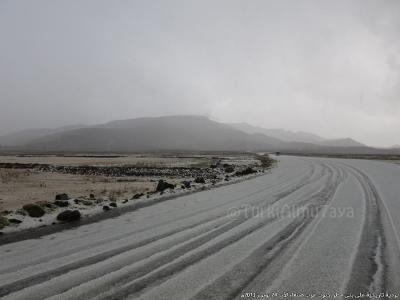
[0,156,399,298]
[0,153,269,233]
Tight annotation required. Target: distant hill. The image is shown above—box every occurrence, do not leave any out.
[1,115,398,155]
[22,116,285,152]
[0,125,86,147]
[316,138,365,148]
[228,122,368,148]
[228,123,325,144]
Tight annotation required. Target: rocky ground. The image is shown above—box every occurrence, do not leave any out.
[0,153,275,234]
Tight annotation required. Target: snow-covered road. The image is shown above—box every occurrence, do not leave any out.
[1,156,400,299]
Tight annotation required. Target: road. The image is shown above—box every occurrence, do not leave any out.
[1,156,400,299]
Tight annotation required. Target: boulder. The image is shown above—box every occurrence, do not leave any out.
[132,193,144,200]
[23,204,45,218]
[89,193,95,200]
[55,193,69,201]
[182,181,191,189]
[0,216,9,229]
[109,202,117,208]
[54,200,69,207]
[56,210,81,222]
[8,218,22,224]
[194,177,206,184]
[103,205,111,211]
[156,180,175,192]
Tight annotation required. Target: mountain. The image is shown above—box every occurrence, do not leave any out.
[228,123,326,144]
[0,125,86,147]
[316,138,365,148]
[228,122,367,148]
[1,115,396,155]
[23,116,286,152]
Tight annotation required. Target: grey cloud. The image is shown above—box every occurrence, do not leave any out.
[0,0,399,146]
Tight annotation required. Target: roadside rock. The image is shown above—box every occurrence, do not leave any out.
[54,200,69,207]
[194,177,206,184]
[57,210,81,222]
[8,218,22,224]
[55,193,69,201]
[132,193,144,200]
[182,181,191,189]
[103,205,111,211]
[23,204,45,218]
[109,202,117,208]
[156,180,175,192]
[0,216,9,229]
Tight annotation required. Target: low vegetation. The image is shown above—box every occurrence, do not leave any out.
[0,152,276,233]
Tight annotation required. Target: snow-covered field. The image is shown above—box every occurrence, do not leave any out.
[0,156,399,299]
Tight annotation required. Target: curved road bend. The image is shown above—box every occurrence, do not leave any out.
[0,156,399,299]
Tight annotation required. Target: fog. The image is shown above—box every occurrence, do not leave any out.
[0,0,399,147]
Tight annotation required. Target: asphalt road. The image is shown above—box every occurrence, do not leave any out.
[1,156,400,299]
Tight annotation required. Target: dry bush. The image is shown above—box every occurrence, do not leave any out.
[0,169,31,184]
[108,190,121,201]
[256,154,275,168]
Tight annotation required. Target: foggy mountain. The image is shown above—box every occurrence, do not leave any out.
[18,116,284,152]
[228,123,326,144]
[0,115,397,154]
[228,122,366,147]
[316,138,365,148]
[0,125,87,147]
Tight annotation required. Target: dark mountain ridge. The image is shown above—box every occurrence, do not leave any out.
[0,115,398,155]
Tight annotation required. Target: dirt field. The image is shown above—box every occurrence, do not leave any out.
[0,154,207,167]
[0,153,266,212]
[0,168,154,211]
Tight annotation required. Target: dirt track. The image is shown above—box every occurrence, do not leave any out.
[1,156,399,299]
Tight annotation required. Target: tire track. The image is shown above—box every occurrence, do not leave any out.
[342,164,400,296]
[88,164,340,299]
[0,161,322,298]
[0,161,317,276]
[14,165,327,300]
[190,163,342,300]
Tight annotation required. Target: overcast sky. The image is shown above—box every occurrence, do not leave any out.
[1,0,399,147]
